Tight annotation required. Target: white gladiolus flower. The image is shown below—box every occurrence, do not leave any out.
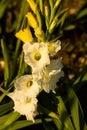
[22,42,31,55]
[47,40,61,56]
[7,39,64,122]
[39,58,64,93]
[8,91,38,122]
[23,42,50,73]
[14,74,41,98]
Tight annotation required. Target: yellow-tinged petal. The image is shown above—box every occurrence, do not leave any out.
[26,12,38,29]
[15,28,33,43]
[27,0,37,13]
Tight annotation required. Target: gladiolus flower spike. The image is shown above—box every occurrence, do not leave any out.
[9,0,64,122]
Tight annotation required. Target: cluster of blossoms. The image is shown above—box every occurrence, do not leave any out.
[8,40,64,122]
[8,0,64,122]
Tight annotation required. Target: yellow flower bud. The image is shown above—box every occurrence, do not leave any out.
[34,28,45,41]
[45,5,50,29]
[55,0,61,8]
[15,27,33,43]
[27,0,37,13]
[26,12,38,29]
[39,0,44,14]
[49,17,57,33]
[48,112,59,119]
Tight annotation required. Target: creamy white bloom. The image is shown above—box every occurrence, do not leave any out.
[14,74,41,98]
[23,42,31,55]
[39,58,64,93]
[8,91,38,122]
[23,42,50,73]
[47,40,61,56]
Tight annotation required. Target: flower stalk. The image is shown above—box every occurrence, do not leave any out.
[8,0,64,122]
[50,0,61,23]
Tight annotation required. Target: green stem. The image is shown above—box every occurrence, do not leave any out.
[11,0,28,79]
[1,38,10,87]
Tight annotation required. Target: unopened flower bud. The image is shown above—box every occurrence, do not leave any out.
[27,0,37,13]
[34,28,45,41]
[26,12,38,29]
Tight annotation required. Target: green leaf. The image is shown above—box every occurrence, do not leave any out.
[38,104,59,119]
[40,116,55,130]
[17,51,32,76]
[7,118,52,130]
[56,8,68,19]
[53,118,68,130]
[67,87,87,130]
[64,25,76,31]
[56,96,74,130]
[73,65,87,92]
[0,0,10,19]
[59,12,67,27]
[11,0,28,80]
[50,0,61,23]
[0,112,13,125]
[0,82,13,102]
[1,39,10,87]
[76,8,87,19]
[3,111,21,129]
[0,101,14,116]
[54,8,68,28]
[49,0,54,11]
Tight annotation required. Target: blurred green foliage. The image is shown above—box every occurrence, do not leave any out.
[0,0,87,129]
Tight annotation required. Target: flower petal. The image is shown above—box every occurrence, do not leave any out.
[15,27,33,43]
[23,42,50,73]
